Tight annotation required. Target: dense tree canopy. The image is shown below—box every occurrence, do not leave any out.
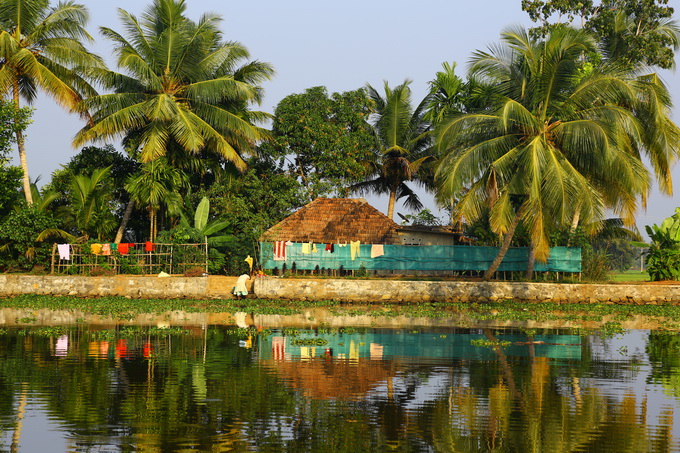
[522,0,680,68]
[265,86,375,200]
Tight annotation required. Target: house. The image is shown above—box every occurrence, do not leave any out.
[258,197,581,275]
[259,197,400,245]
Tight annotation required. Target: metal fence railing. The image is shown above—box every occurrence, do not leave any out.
[51,242,208,276]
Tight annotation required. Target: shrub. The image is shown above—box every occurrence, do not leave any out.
[184,267,205,277]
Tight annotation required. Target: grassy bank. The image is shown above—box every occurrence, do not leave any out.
[2,294,680,331]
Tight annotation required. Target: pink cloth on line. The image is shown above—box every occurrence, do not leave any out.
[57,244,70,260]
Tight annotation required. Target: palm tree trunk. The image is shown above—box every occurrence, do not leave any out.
[115,200,135,243]
[567,208,581,246]
[483,211,523,281]
[10,382,28,453]
[526,239,536,280]
[387,190,396,220]
[149,209,155,242]
[13,83,32,205]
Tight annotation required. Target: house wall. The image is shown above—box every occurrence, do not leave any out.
[394,230,458,246]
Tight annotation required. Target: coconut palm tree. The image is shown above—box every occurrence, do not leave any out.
[0,0,102,204]
[436,26,679,280]
[73,0,274,171]
[352,81,433,220]
[125,158,188,242]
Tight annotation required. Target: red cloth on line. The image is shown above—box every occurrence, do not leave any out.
[274,241,287,260]
[118,243,129,254]
[325,243,334,253]
[145,241,156,252]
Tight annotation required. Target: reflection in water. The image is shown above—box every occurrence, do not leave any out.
[0,326,677,452]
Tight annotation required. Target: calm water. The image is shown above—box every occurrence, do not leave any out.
[0,325,679,452]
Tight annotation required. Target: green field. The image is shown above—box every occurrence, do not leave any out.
[609,270,649,282]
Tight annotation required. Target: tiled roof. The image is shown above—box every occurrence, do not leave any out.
[260,198,399,244]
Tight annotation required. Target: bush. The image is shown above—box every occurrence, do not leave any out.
[183,267,205,277]
[0,207,59,272]
[90,265,115,276]
[582,249,611,282]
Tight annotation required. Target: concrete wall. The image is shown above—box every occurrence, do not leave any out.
[0,274,679,304]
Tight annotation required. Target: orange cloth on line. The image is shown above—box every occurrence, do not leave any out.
[91,243,102,255]
[118,243,130,255]
[102,243,111,256]
[145,241,156,252]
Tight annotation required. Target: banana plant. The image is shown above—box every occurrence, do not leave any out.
[644,208,680,281]
[178,197,234,246]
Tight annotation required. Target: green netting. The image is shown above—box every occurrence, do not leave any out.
[260,243,581,273]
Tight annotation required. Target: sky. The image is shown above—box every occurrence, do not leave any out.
[10,0,680,235]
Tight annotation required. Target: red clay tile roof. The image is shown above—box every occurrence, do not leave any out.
[260,198,399,244]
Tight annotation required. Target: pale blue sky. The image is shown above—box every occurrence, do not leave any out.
[11,0,680,234]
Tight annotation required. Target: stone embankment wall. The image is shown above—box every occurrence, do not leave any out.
[0,275,245,299]
[0,274,678,304]
[254,278,680,304]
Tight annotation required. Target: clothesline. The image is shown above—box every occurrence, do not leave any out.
[50,242,208,276]
[271,240,384,262]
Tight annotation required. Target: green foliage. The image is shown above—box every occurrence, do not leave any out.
[0,206,59,271]
[0,101,31,217]
[522,0,679,69]
[398,208,442,226]
[66,167,118,240]
[645,208,680,281]
[47,145,138,205]
[265,86,375,199]
[205,157,305,274]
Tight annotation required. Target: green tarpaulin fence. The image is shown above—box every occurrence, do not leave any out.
[259,242,581,273]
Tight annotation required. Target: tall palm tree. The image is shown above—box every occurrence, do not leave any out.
[436,26,679,280]
[352,81,433,220]
[0,0,102,204]
[73,0,274,171]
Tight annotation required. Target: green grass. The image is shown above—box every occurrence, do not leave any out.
[609,270,650,282]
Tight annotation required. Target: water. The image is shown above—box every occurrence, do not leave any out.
[0,325,678,452]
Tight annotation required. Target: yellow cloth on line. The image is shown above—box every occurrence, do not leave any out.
[301,242,311,254]
[350,240,361,260]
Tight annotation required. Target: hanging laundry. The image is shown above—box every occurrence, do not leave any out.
[102,243,112,256]
[110,243,118,252]
[118,243,130,255]
[274,241,287,261]
[57,244,70,260]
[370,244,385,258]
[145,241,156,252]
[312,243,318,253]
[245,255,254,271]
[350,240,361,260]
[325,243,334,253]
[91,243,102,255]
[301,242,311,254]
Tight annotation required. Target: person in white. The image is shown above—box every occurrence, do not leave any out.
[233,273,250,299]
